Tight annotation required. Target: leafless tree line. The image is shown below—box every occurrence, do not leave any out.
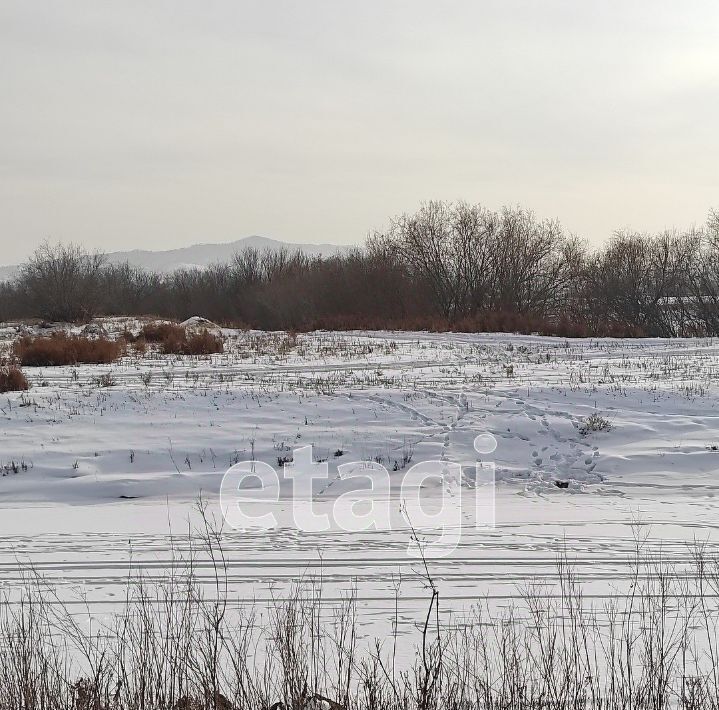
[2,203,718,336]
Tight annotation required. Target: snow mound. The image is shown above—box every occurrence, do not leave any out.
[180,316,219,329]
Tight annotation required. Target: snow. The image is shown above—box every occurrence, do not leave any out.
[2,323,719,630]
[180,315,220,330]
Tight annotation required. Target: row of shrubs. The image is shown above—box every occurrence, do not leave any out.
[304,312,650,338]
[0,324,224,391]
[8,324,223,369]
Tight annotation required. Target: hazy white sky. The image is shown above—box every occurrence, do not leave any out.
[1,1,718,262]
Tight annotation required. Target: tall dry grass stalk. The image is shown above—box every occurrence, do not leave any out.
[3,515,719,709]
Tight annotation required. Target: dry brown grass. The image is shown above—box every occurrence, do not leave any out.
[4,524,719,710]
[132,338,148,355]
[181,329,224,356]
[13,332,125,366]
[140,322,224,356]
[0,364,29,392]
[139,321,186,343]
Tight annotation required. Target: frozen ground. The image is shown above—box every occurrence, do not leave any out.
[2,322,719,633]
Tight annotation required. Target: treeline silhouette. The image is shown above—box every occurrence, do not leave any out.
[2,202,718,337]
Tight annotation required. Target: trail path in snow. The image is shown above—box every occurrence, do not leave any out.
[1,327,719,631]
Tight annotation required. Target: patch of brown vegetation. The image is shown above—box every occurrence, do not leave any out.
[14,332,125,366]
[140,322,224,355]
[0,364,29,392]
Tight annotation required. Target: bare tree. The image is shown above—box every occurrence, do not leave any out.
[488,207,575,317]
[19,242,106,322]
[370,201,464,320]
[231,247,263,287]
[103,262,162,315]
[708,208,719,240]
[370,202,575,322]
[585,230,697,336]
[684,212,719,335]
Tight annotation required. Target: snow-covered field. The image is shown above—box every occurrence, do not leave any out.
[2,321,719,633]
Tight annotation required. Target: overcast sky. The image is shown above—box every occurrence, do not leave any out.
[1,1,718,263]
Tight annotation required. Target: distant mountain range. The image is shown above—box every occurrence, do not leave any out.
[0,236,352,281]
